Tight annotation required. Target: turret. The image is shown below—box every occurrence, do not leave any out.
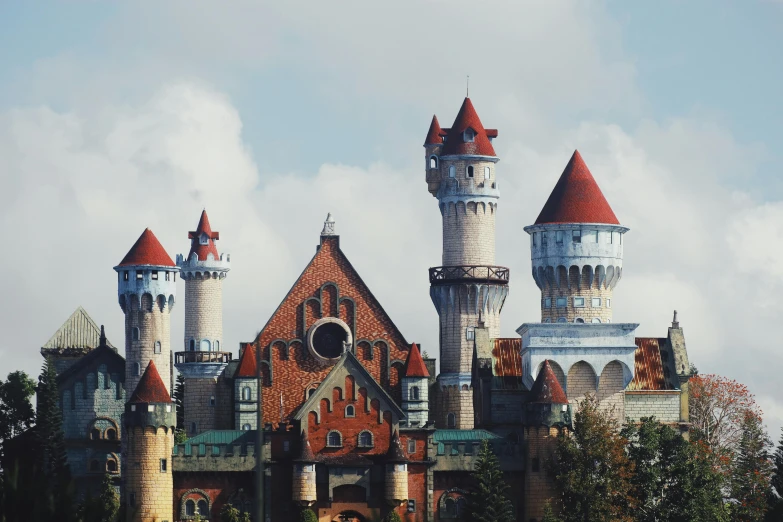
[524,151,628,324]
[174,210,231,435]
[401,343,429,428]
[234,344,258,431]
[292,430,317,505]
[384,431,409,506]
[123,361,176,522]
[425,98,508,429]
[115,228,178,395]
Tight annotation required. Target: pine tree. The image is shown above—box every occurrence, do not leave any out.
[466,439,515,522]
[732,413,773,522]
[550,394,635,522]
[299,507,317,522]
[174,373,185,431]
[383,510,401,522]
[767,428,783,521]
[541,502,560,522]
[80,475,119,522]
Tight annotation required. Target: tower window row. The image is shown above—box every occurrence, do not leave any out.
[325,430,374,448]
[544,297,611,309]
[533,229,622,246]
[119,270,174,282]
[446,165,492,180]
[544,317,608,324]
[188,338,221,351]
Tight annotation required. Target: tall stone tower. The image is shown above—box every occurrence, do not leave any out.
[115,228,179,395]
[174,210,231,435]
[523,150,628,324]
[424,98,509,429]
[124,361,176,522]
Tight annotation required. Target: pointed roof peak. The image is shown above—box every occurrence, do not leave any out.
[118,228,176,267]
[235,344,258,378]
[534,150,620,225]
[187,209,221,260]
[441,97,497,157]
[529,360,567,404]
[321,213,336,236]
[129,360,171,403]
[424,115,443,146]
[195,209,215,237]
[296,430,317,462]
[404,343,429,378]
[386,430,408,462]
[41,306,113,352]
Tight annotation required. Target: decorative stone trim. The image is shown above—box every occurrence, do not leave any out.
[179,488,212,520]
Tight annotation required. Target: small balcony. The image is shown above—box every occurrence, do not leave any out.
[429,265,510,286]
[175,351,233,365]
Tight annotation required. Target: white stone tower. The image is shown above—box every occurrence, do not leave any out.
[400,343,430,428]
[523,150,628,324]
[115,228,178,395]
[425,98,509,429]
[174,210,231,435]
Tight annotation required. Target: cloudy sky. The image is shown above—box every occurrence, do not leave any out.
[2,1,782,434]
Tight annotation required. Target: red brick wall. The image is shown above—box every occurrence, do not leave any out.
[173,472,253,520]
[250,237,411,425]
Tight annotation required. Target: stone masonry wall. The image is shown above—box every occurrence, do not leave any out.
[125,426,173,522]
[234,377,258,430]
[441,197,496,266]
[524,426,560,522]
[125,302,172,395]
[184,377,219,434]
[184,275,223,351]
[567,362,596,405]
[439,302,500,375]
[540,270,613,323]
[625,392,680,423]
[436,386,474,430]
[597,361,625,422]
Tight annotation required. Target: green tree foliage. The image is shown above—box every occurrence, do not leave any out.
[174,373,185,431]
[238,511,251,522]
[0,371,36,467]
[731,413,773,522]
[79,475,119,522]
[541,502,560,522]
[550,394,635,522]
[220,503,240,522]
[767,428,783,521]
[299,507,317,522]
[621,416,728,522]
[466,439,515,522]
[383,510,401,522]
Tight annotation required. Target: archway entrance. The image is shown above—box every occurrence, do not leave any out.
[332,511,367,522]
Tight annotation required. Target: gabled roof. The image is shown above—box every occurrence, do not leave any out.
[529,360,568,404]
[534,150,620,225]
[424,115,443,146]
[128,361,171,403]
[41,306,114,353]
[118,228,176,267]
[627,338,671,391]
[404,343,429,378]
[56,342,124,385]
[187,210,221,261]
[235,344,257,378]
[294,351,405,422]
[491,338,523,390]
[440,98,497,157]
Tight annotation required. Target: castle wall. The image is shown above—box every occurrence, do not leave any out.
[597,361,625,421]
[440,195,496,266]
[184,377,220,433]
[625,392,681,423]
[124,302,172,395]
[184,275,223,351]
[524,426,560,521]
[566,361,596,405]
[125,426,174,522]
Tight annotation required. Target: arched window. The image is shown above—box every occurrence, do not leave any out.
[185,499,196,516]
[456,497,467,516]
[197,499,208,516]
[242,424,252,431]
[154,341,161,354]
[557,317,567,323]
[131,327,140,341]
[358,431,373,448]
[575,317,585,324]
[484,166,491,179]
[215,340,220,351]
[89,460,100,472]
[189,339,195,351]
[467,166,474,178]
[447,413,456,428]
[200,339,211,352]
[449,166,456,178]
[327,431,342,447]
[133,362,141,376]
[591,318,602,323]
[345,405,355,418]
[409,386,419,401]
[444,497,456,517]
[91,428,101,440]
[105,428,117,440]
[242,387,251,401]
[429,156,438,169]
[107,459,118,473]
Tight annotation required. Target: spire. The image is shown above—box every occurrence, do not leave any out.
[534,150,620,225]
[529,360,567,404]
[128,361,172,403]
[99,325,106,347]
[672,310,679,329]
[440,98,497,157]
[118,228,176,267]
[187,210,220,261]
[424,115,444,146]
[404,343,430,378]
[235,344,258,378]
[295,430,317,463]
[321,213,336,236]
[385,430,408,463]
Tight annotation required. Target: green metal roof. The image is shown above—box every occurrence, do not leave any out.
[184,430,256,446]
[433,429,501,442]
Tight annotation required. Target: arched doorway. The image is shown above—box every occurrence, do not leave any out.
[332,511,367,522]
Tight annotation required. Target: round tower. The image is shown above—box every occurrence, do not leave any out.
[424,98,508,429]
[523,151,628,324]
[292,430,317,506]
[384,431,409,506]
[115,228,179,395]
[174,210,231,435]
[400,343,430,428]
[124,361,176,522]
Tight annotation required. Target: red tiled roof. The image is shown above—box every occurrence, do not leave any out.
[118,228,176,267]
[404,343,429,378]
[491,338,523,390]
[187,210,220,261]
[424,115,443,146]
[236,343,257,378]
[529,360,568,404]
[440,98,497,157]
[628,338,668,391]
[534,150,620,225]
[129,361,171,403]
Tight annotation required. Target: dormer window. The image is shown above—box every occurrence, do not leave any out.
[464,128,476,142]
[200,234,209,245]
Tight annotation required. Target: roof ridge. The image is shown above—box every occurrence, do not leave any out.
[41,306,113,350]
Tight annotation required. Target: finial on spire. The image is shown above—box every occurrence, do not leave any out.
[321,213,336,236]
[466,74,470,97]
[672,310,679,329]
[100,325,106,346]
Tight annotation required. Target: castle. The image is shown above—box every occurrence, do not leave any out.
[38,97,691,522]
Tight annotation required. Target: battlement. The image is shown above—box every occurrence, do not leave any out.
[430,439,525,471]
[172,442,258,472]
[116,267,178,313]
[177,251,230,277]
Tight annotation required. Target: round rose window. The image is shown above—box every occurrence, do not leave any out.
[306,317,353,364]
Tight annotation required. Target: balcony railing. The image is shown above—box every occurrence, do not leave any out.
[429,265,510,285]
[175,351,233,364]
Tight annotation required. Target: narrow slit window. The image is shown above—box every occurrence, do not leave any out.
[556,231,564,245]
[151,271,158,280]
[484,166,490,179]
[544,297,552,308]
[467,166,474,178]
[465,326,475,341]
[154,341,161,354]
[449,166,456,178]
[572,230,581,243]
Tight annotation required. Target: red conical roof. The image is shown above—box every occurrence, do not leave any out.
[534,150,619,225]
[424,115,443,146]
[404,343,429,378]
[129,361,171,403]
[187,210,220,261]
[529,360,567,404]
[295,430,317,462]
[385,430,408,463]
[118,229,176,267]
[235,344,258,378]
[440,98,497,157]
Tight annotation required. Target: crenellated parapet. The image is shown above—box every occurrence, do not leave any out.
[176,251,230,279]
